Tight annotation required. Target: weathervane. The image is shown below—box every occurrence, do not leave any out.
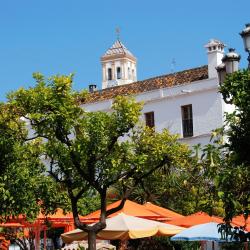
[115,27,120,40]
[171,58,176,73]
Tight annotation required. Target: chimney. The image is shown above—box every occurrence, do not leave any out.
[205,39,226,78]
[88,84,97,93]
[222,48,241,74]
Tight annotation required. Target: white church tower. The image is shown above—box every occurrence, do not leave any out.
[101,40,137,89]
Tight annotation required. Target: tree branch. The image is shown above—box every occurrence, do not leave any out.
[24,135,41,141]
[106,197,128,217]
[106,156,170,216]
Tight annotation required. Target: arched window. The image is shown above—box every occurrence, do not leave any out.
[132,69,135,80]
[117,67,121,79]
[108,68,112,80]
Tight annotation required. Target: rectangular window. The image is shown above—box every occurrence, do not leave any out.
[145,111,155,128]
[181,105,193,137]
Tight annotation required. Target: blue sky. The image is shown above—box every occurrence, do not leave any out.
[0,0,249,100]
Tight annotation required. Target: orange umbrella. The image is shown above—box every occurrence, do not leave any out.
[143,202,184,221]
[0,223,24,227]
[168,212,223,228]
[13,208,83,250]
[0,235,10,250]
[15,208,84,230]
[36,208,84,223]
[82,200,163,223]
[232,215,250,232]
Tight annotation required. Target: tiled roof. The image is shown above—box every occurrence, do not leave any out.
[83,65,208,104]
[101,40,135,59]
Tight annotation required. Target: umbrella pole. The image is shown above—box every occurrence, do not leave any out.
[119,240,127,250]
[35,224,41,250]
[200,241,205,250]
[244,242,248,250]
[43,227,47,250]
[212,241,214,250]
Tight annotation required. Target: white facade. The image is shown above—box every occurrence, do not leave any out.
[84,77,224,147]
[83,39,231,148]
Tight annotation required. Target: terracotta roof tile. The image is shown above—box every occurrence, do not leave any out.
[83,65,208,104]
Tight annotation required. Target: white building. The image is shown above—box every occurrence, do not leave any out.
[83,39,234,148]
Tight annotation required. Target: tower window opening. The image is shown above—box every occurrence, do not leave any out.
[128,67,131,79]
[108,68,112,80]
[117,67,121,79]
[132,69,135,80]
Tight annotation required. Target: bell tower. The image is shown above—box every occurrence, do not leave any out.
[101,39,137,89]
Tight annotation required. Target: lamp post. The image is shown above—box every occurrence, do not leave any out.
[240,23,250,69]
[216,23,250,83]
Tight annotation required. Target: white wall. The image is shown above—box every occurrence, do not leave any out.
[140,79,224,147]
[142,89,223,135]
[83,77,225,148]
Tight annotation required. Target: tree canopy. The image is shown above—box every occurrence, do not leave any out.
[220,69,250,165]
[127,140,225,217]
[0,101,64,221]
[219,69,250,220]
[2,69,250,247]
[8,73,191,250]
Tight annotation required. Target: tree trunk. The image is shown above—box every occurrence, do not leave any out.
[88,230,97,250]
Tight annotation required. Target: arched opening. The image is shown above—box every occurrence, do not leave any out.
[132,69,135,80]
[117,67,121,79]
[128,67,131,79]
[108,68,112,80]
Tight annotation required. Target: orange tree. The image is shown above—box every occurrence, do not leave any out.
[219,69,250,221]
[9,73,190,250]
[0,101,68,249]
[0,102,64,221]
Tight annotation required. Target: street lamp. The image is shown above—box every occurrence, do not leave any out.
[216,23,250,82]
[240,23,250,69]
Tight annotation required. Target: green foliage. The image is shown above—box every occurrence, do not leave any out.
[0,103,49,220]
[219,69,250,220]
[220,69,250,165]
[113,128,196,208]
[8,73,193,244]
[0,89,70,223]
[128,139,225,216]
[77,190,101,216]
[220,242,247,250]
